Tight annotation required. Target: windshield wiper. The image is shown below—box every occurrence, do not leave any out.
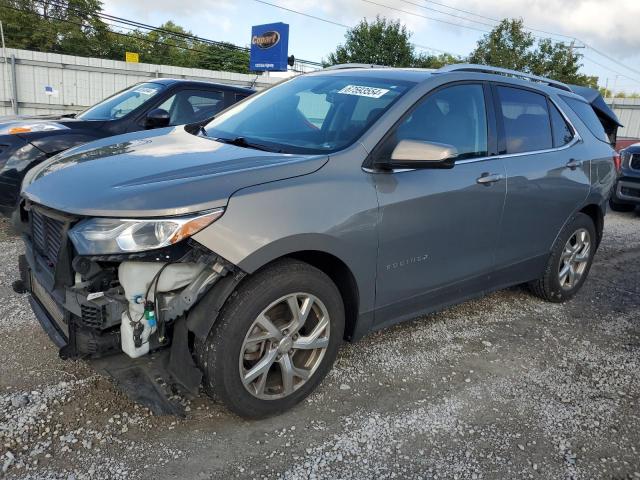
[213,136,284,153]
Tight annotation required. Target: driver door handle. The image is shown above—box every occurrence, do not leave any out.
[476,173,504,185]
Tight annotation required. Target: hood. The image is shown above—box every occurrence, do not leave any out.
[0,113,76,122]
[0,115,100,136]
[23,127,328,217]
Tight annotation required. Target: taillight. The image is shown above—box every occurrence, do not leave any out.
[613,152,622,173]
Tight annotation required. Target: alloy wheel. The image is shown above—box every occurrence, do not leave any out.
[239,293,331,400]
[558,228,591,290]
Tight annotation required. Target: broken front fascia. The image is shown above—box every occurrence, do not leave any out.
[111,250,244,393]
[118,259,227,359]
[67,245,243,393]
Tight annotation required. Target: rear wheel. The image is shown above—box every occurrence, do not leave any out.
[528,213,596,303]
[609,197,636,212]
[194,259,344,418]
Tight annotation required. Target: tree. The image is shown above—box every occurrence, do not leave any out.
[412,52,461,69]
[0,0,251,73]
[0,0,113,57]
[325,16,415,67]
[468,19,597,87]
[468,19,535,72]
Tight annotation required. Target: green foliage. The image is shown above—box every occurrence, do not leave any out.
[0,0,112,57]
[325,16,464,69]
[468,19,597,88]
[0,0,249,73]
[412,52,461,69]
[325,16,415,67]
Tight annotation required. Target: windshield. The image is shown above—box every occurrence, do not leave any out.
[204,75,415,154]
[77,82,165,121]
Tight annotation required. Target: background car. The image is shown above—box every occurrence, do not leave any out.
[610,143,640,212]
[0,79,254,217]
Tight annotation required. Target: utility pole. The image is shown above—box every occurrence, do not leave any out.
[567,39,585,62]
[611,74,619,112]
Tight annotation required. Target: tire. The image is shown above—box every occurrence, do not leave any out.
[609,197,636,213]
[528,213,597,303]
[194,259,344,418]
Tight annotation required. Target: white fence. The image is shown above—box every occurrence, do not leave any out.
[0,48,281,116]
[605,98,640,139]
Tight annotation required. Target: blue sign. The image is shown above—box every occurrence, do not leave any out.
[250,22,289,72]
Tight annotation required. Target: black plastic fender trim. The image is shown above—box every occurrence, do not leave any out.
[185,270,247,340]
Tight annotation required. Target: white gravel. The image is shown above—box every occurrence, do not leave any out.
[0,211,638,479]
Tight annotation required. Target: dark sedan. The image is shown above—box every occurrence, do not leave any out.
[611,143,640,211]
[0,78,254,217]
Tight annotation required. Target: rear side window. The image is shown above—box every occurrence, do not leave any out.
[496,86,552,154]
[549,102,574,147]
[561,96,609,143]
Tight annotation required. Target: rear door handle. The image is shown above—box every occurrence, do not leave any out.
[566,159,582,170]
[476,173,504,185]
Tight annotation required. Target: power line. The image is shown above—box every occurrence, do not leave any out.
[584,45,640,79]
[3,4,236,59]
[360,0,491,34]
[582,55,640,86]
[31,0,327,67]
[365,0,640,83]
[252,0,462,56]
[416,0,577,42]
[397,0,499,30]
[253,0,350,29]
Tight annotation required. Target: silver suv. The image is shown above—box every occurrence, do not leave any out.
[15,64,617,418]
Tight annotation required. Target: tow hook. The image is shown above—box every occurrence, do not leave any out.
[12,279,27,294]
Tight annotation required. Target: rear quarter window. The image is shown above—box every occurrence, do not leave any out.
[560,96,609,144]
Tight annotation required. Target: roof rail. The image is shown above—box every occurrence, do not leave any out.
[323,63,388,70]
[436,63,572,92]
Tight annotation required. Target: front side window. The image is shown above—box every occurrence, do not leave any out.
[497,86,552,154]
[77,82,165,121]
[380,83,488,160]
[157,90,225,125]
[204,75,415,154]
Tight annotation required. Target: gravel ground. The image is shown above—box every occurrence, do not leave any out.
[1,210,639,480]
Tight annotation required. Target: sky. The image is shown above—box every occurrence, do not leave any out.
[102,0,640,93]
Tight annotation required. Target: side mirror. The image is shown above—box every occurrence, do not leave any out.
[385,139,458,169]
[144,108,170,129]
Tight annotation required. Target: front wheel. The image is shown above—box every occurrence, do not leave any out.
[528,213,596,303]
[194,259,344,418]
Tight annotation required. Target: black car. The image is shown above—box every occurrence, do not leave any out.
[0,79,254,217]
[610,143,640,211]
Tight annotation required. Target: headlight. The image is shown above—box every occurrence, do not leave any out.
[68,209,224,255]
[2,122,69,135]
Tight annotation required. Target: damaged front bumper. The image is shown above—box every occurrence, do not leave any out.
[16,205,245,415]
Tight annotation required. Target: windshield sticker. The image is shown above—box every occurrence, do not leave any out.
[337,85,390,98]
[134,87,159,96]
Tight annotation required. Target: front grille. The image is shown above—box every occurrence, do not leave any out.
[31,272,68,337]
[80,304,107,328]
[32,209,65,267]
[630,154,640,171]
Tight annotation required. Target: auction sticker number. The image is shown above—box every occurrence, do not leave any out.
[338,85,389,98]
